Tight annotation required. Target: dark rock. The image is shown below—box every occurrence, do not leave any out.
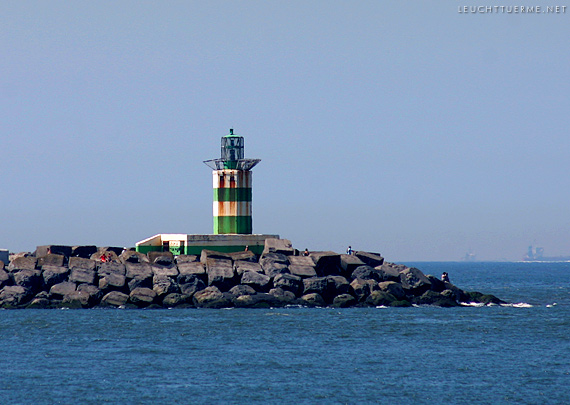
[399,268,432,296]
[42,265,70,288]
[288,256,316,267]
[268,287,297,305]
[148,251,174,264]
[177,261,206,282]
[351,266,382,282]
[71,245,98,259]
[288,265,317,278]
[128,277,152,291]
[62,290,94,308]
[77,284,103,303]
[426,275,446,292]
[119,250,149,264]
[339,254,366,276]
[101,291,129,307]
[205,258,235,291]
[300,293,326,307]
[240,271,272,292]
[327,276,351,296]
[355,251,384,267]
[378,281,406,300]
[273,273,303,296]
[98,262,126,276]
[412,290,459,307]
[390,300,412,307]
[176,255,199,263]
[263,238,294,256]
[13,270,42,293]
[465,291,505,305]
[366,291,398,307]
[125,262,153,281]
[443,283,470,302]
[69,268,96,285]
[153,275,179,297]
[69,257,97,271]
[50,282,77,300]
[259,252,290,268]
[200,250,232,263]
[98,272,126,291]
[162,293,192,307]
[228,284,257,296]
[151,264,178,278]
[129,287,157,307]
[309,251,341,277]
[234,260,263,276]
[1,285,31,307]
[193,286,232,308]
[36,245,72,258]
[262,262,289,278]
[331,294,357,308]
[233,293,283,308]
[229,250,257,262]
[302,277,329,296]
[26,297,52,309]
[0,269,9,288]
[350,278,378,302]
[7,256,37,272]
[38,254,66,268]
[179,278,206,297]
[374,264,401,282]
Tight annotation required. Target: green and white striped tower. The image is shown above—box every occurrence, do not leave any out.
[204,129,260,234]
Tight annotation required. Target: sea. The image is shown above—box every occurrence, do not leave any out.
[1,261,569,404]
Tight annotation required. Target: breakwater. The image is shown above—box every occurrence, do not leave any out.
[0,240,504,309]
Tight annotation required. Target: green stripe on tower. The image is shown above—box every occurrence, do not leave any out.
[213,188,252,202]
[214,216,252,234]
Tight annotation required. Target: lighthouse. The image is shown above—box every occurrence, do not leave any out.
[203,129,260,234]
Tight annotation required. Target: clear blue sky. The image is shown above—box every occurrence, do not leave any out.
[1,1,569,261]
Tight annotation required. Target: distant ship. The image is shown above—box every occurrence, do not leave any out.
[523,246,570,262]
[462,251,477,261]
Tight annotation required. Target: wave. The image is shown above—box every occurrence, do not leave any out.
[500,302,533,308]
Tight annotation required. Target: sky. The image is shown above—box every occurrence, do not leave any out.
[1,1,569,261]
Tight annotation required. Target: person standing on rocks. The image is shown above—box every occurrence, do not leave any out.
[303,248,310,256]
[347,246,353,255]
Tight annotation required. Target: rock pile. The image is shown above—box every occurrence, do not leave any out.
[0,240,504,309]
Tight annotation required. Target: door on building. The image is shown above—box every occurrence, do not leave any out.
[169,240,183,256]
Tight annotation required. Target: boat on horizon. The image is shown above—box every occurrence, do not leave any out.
[523,246,570,262]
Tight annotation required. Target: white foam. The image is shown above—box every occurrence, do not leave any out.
[460,302,485,307]
[375,305,388,309]
[501,302,533,308]
[546,303,558,308]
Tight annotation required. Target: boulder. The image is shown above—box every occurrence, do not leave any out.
[268,287,297,305]
[273,273,303,296]
[412,290,459,307]
[0,285,31,307]
[162,293,192,307]
[193,286,232,308]
[339,254,365,276]
[151,265,179,278]
[229,250,257,262]
[234,260,263,276]
[442,283,470,303]
[148,251,174,264]
[7,256,37,272]
[309,251,341,277]
[288,256,315,267]
[426,275,446,292]
[263,238,294,255]
[153,275,179,297]
[77,284,103,303]
[119,250,149,264]
[179,278,206,297]
[13,270,42,293]
[69,268,96,285]
[36,245,72,258]
[98,272,127,291]
[259,252,290,268]
[302,277,329,297]
[399,268,432,296]
[378,281,406,300]
[62,290,93,308]
[101,291,129,307]
[128,277,152,291]
[50,282,77,300]
[176,255,199,263]
[262,262,289,278]
[26,297,53,309]
[38,254,66,268]
[71,245,98,259]
[205,258,235,291]
[355,251,384,267]
[288,265,317,278]
[228,284,257,296]
[366,291,398,307]
[465,291,505,305]
[98,262,126,276]
[300,293,326,307]
[42,265,69,287]
[351,266,383,282]
[373,264,401,282]
[129,287,157,306]
[69,257,97,271]
[327,276,351,297]
[350,278,378,302]
[331,294,357,308]
[240,271,272,292]
[125,262,153,281]
[200,250,232,263]
[0,269,9,288]
[177,262,206,283]
[233,293,282,308]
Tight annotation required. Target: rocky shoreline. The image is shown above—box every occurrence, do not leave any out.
[0,239,504,309]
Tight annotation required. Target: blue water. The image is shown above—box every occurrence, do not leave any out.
[1,262,569,404]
